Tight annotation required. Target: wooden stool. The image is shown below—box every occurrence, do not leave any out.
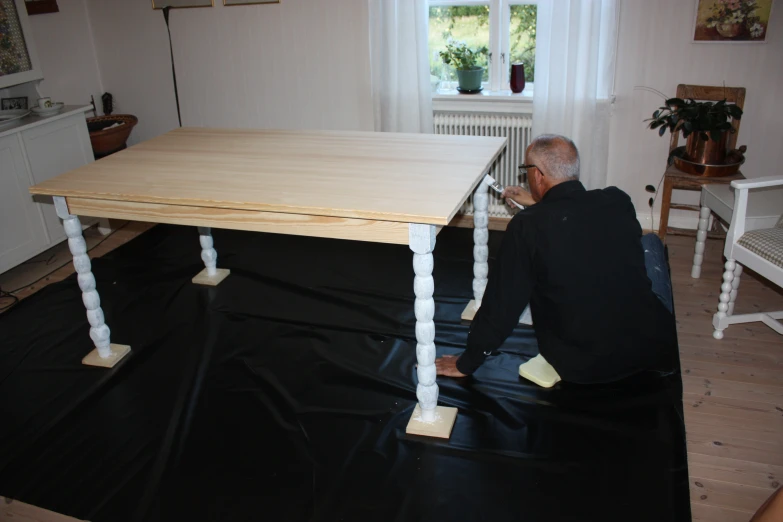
[658,165,744,243]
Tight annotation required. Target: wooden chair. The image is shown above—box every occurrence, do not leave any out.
[657,84,746,243]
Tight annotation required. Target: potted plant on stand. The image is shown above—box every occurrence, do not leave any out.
[646,96,743,167]
[439,40,488,94]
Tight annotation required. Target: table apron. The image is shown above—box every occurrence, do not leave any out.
[65,197,444,245]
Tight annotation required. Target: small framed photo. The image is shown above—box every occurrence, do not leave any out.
[224,0,279,5]
[1,97,29,110]
[693,0,773,42]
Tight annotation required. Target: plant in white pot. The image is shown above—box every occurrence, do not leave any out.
[439,40,488,93]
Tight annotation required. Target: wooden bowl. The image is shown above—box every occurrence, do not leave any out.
[86,114,138,156]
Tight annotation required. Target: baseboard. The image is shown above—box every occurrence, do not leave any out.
[635,211,721,233]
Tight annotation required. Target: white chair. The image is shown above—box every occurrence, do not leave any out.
[692,184,783,278]
[712,176,783,339]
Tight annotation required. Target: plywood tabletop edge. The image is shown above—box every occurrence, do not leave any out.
[33,192,453,226]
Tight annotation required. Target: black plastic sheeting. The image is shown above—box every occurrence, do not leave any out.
[0,225,690,522]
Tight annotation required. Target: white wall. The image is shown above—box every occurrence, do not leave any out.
[27,0,103,107]
[608,0,783,230]
[25,0,781,231]
[85,0,373,144]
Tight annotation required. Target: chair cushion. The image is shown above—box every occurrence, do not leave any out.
[738,227,783,268]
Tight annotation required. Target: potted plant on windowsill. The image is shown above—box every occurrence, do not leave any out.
[439,40,488,93]
[646,96,743,165]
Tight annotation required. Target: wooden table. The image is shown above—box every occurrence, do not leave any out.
[29,127,506,438]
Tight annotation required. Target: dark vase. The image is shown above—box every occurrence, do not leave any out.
[510,63,526,93]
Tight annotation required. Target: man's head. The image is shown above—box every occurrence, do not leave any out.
[524,134,580,202]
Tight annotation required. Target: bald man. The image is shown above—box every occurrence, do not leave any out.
[435,134,677,383]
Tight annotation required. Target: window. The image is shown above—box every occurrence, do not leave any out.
[429,0,536,94]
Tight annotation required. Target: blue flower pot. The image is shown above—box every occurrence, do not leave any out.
[456,67,484,91]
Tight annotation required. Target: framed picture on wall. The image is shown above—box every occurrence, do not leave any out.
[1,96,28,110]
[693,0,773,42]
[224,0,279,5]
[151,0,213,9]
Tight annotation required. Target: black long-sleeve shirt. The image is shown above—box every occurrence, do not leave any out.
[456,180,677,383]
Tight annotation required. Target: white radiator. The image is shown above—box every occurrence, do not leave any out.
[434,113,533,217]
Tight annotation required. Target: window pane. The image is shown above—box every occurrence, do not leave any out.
[429,5,491,87]
[509,4,536,83]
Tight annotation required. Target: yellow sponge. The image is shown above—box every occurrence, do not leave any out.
[518,354,562,388]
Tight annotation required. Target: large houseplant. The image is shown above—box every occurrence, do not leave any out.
[439,40,488,92]
[646,97,743,164]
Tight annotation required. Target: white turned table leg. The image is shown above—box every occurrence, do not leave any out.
[461,177,489,322]
[192,226,231,285]
[712,259,736,339]
[97,218,112,236]
[405,223,457,439]
[727,263,743,316]
[460,177,532,326]
[691,206,710,279]
[54,197,130,367]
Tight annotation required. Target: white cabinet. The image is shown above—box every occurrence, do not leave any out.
[23,114,95,245]
[0,106,96,275]
[0,134,48,272]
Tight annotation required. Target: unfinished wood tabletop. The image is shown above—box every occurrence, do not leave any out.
[29,127,507,226]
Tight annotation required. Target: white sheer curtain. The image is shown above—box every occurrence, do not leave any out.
[368,0,433,133]
[532,0,619,190]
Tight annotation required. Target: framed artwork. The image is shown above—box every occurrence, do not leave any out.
[2,96,28,109]
[693,0,774,42]
[151,0,212,9]
[1,0,32,78]
[224,0,279,5]
[24,0,58,15]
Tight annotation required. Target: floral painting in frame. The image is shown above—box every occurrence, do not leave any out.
[0,0,33,77]
[694,0,774,42]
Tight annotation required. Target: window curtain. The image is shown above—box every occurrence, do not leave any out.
[368,0,433,133]
[532,0,619,190]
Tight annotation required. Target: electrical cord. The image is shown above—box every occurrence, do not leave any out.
[649,171,666,235]
[0,222,130,312]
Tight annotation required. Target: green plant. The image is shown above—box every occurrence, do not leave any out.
[439,40,488,71]
[646,97,743,142]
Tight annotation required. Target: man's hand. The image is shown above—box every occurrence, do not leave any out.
[435,355,469,378]
[501,186,535,208]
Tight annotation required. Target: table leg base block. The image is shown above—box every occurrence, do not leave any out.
[463,300,532,326]
[81,344,131,368]
[405,404,458,439]
[192,268,231,286]
[461,300,479,322]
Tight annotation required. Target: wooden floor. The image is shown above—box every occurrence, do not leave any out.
[668,233,783,522]
[1,224,781,522]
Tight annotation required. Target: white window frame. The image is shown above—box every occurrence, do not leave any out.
[429,0,536,95]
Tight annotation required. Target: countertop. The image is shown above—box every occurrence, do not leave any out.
[0,105,93,139]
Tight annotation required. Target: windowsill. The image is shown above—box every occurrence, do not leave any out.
[432,87,534,114]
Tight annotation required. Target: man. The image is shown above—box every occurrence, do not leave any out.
[435,134,677,383]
